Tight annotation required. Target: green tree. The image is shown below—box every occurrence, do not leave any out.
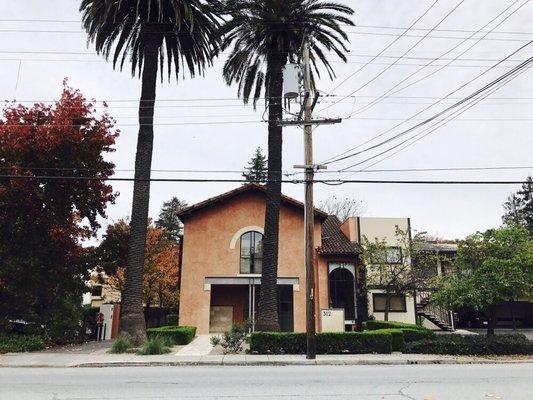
[0,85,117,343]
[503,176,533,235]
[242,147,267,183]
[156,197,188,240]
[218,0,354,331]
[80,0,220,343]
[432,225,533,336]
[362,227,438,322]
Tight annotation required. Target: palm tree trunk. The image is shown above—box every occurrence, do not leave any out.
[120,41,159,344]
[256,53,287,332]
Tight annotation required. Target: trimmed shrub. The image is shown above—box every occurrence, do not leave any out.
[109,336,132,354]
[365,320,428,332]
[137,336,171,355]
[371,329,405,351]
[401,328,435,342]
[0,334,45,353]
[250,331,392,354]
[146,326,196,345]
[404,333,533,355]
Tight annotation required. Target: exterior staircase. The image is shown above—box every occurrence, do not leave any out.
[416,292,455,331]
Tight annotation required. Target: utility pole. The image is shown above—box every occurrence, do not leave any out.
[279,37,341,361]
[302,38,316,360]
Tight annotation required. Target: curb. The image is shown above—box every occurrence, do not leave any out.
[64,358,532,368]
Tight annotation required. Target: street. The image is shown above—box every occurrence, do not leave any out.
[1,363,531,400]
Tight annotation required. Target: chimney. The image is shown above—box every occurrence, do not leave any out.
[340,217,359,242]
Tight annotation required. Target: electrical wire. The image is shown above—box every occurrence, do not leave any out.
[319,40,533,166]
[0,174,529,185]
[343,0,529,119]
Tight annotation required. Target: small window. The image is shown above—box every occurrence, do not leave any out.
[372,293,407,312]
[240,231,263,274]
[371,247,403,264]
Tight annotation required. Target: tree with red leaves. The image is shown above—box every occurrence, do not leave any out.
[0,82,118,343]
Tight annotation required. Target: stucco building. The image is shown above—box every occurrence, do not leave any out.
[177,184,418,334]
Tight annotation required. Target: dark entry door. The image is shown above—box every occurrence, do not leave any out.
[278,285,294,332]
[329,266,356,321]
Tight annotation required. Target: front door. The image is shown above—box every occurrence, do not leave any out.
[329,263,356,325]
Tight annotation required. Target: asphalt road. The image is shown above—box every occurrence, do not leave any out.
[1,364,531,400]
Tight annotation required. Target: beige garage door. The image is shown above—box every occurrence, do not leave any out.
[210,306,233,333]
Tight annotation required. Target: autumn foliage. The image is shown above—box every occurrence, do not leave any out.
[0,83,118,342]
[98,220,180,309]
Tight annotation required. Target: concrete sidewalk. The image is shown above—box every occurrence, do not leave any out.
[1,351,531,368]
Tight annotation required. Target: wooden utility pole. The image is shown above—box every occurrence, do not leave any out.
[302,38,316,360]
[279,38,341,361]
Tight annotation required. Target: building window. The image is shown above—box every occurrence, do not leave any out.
[372,293,407,312]
[371,247,403,264]
[240,231,263,274]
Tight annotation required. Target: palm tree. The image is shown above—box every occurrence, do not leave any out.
[80,0,220,343]
[218,0,354,331]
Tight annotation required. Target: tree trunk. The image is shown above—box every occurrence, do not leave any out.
[384,290,391,322]
[256,52,287,332]
[119,40,159,345]
[486,305,496,337]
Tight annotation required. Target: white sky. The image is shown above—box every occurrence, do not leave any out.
[1,0,532,241]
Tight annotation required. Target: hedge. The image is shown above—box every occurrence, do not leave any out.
[365,320,429,332]
[370,329,405,351]
[146,326,196,345]
[404,333,533,355]
[0,334,45,353]
[250,331,392,354]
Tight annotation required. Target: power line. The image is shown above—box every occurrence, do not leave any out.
[0,120,264,128]
[343,0,530,118]
[2,18,533,36]
[0,173,529,185]
[322,0,441,99]
[339,58,533,172]
[320,0,526,115]
[322,0,467,104]
[320,40,533,166]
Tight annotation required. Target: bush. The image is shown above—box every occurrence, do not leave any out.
[404,333,533,355]
[211,320,251,354]
[250,331,392,354]
[365,320,429,332]
[109,336,133,354]
[0,334,45,353]
[370,329,405,351]
[401,328,435,342]
[137,336,172,355]
[146,326,196,345]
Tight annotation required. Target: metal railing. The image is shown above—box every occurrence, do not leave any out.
[416,291,454,329]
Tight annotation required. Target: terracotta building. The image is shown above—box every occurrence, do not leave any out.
[177,184,417,334]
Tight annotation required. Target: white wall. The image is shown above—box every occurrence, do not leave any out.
[367,289,417,325]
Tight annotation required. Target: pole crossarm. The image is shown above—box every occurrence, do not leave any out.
[277,118,342,126]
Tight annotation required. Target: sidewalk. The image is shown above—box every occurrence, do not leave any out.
[1,351,531,368]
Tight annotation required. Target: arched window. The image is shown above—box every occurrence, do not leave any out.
[240,231,263,274]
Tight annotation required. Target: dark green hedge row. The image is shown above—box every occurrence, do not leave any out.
[365,320,431,333]
[146,326,196,345]
[0,334,45,353]
[404,333,533,355]
[369,328,436,351]
[250,331,393,354]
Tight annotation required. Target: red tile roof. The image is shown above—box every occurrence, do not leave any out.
[318,215,361,256]
[177,183,329,220]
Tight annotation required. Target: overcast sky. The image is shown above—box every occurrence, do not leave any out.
[1,0,532,241]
